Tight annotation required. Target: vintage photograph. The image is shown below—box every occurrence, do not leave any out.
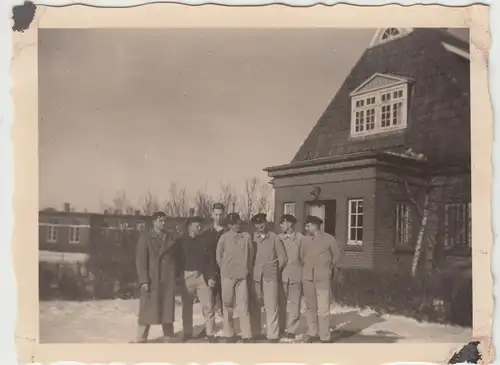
[38,26,473,344]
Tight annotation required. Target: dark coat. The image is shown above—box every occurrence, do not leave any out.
[136,229,180,325]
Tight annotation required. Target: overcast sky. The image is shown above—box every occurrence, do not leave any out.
[39,28,469,212]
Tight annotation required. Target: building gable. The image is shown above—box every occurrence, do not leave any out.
[288,28,470,169]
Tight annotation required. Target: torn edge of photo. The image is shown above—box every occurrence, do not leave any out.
[10,2,493,365]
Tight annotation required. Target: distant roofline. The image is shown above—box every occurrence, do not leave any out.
[38,211,188,220]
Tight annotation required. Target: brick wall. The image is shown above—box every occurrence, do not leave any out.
[274,171,377,269]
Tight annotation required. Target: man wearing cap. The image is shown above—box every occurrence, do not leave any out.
[203,203,227,316]
[177,216,217,342]
[278,214,303,341]
[249,213,288,342]
[134,211,180,343]
[216,212,253,343]
[300,215,341,343]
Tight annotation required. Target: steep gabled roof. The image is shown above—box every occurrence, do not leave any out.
[290,28,470,170]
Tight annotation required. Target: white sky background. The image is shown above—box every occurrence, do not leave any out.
[39,28,469,212]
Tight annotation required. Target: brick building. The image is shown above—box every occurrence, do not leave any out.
[265,28,471,271]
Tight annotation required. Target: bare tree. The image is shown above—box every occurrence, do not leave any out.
[240,177,260,220]
[112,191,136,215]
[164,182,189,217]
[389,149,442,278]
[141,191,160,216]
[194,188,214,219]
[257,181,272,215]
[218,183,238,213]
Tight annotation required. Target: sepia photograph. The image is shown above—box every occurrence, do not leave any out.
[35,25,475,345]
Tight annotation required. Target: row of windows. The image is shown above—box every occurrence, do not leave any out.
[283,201,472,248]
[46,225,80,243]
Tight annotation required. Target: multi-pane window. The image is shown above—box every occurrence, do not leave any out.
[69,220,81,244]
[283,203,296,216]
[351,84,408,137]
[444,203,472,249]
[347,199,363,245]
[46,219,58,243]
[395,203,412,246]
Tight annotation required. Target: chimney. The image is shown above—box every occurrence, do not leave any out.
[189,208,195,217]
[63,202,70,212]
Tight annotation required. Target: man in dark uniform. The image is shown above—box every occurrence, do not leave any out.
[300,215,341,343]
[177,216,218,342]
[203,203,226,316]
[134,211,180,343]
[249,213,287,343]
[278,214,304,341]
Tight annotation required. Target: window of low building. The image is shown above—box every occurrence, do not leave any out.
[283,202,296,216]
[347,199,363,245]
[47,219,58,243]
[395,202,412,246]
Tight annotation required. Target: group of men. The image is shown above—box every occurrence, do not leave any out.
[134,202,341,344]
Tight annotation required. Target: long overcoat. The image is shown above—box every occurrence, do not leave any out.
[136,229,179,325]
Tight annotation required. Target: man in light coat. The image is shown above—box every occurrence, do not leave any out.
[278,214,303,341]
[300,215,341,343]
[216,212,253,343]
[249,213,287,343]
[134,211,180,343]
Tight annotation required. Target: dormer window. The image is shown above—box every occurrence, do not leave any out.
[350,73,412,138]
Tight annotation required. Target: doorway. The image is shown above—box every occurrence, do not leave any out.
[306,200,336,236]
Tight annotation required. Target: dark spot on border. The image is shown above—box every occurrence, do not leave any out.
[449,341,482,364]
[12,1,36,33]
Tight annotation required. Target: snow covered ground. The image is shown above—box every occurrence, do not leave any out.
[40,298,471,343]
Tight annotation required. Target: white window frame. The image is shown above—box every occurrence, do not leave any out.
[69,225,81,244]
[46,220,58,243]
[444,203,471,249]
[347,199,363,245]
[283,202,296,216]
[350,83,409,138]
[395,203,412,246]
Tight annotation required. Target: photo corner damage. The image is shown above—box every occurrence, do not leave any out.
[448,341,482,364]
[12,1,36,33]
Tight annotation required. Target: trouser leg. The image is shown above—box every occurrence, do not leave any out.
[287,281,302,335]
[303,280,318,337]
[250,280,263,336]
[221,277,235,338]
[180,280,194,336]
[315,280,332,342]
[235,278,252,339]
[278,280,288,333]
[262,280,279,340]
[161,323,174,337]
[136,324,150,341]
[197,277,215,336]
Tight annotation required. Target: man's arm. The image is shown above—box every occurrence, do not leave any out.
[275,236,288,270]
[136,234,149,285]
[216,234,225,267]
[204,236,217,281]
[329,236,342,267]
[174,238,184,280]
[245,233,255,274]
